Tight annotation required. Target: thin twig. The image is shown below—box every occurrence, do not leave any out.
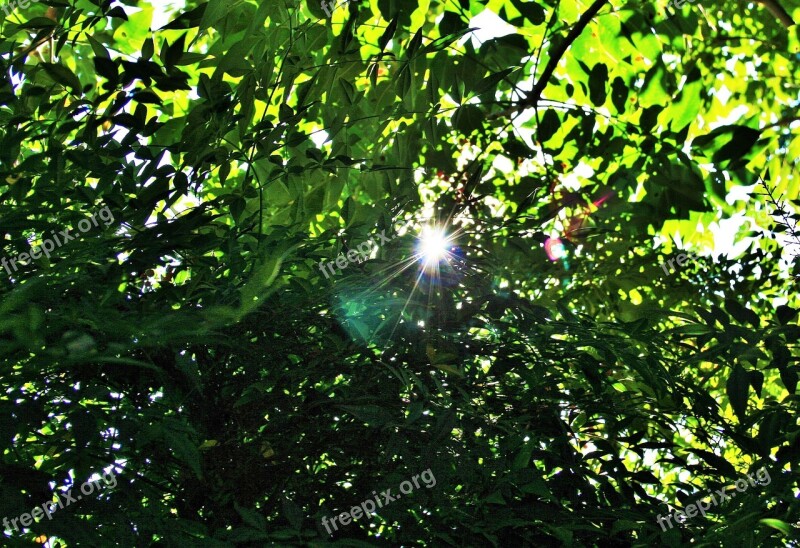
[758,178,800,268]
[761,115,800,131]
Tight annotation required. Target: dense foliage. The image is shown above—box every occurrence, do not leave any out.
[1,0,799,546]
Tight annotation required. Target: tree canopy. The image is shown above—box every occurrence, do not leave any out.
[1,0,799,545]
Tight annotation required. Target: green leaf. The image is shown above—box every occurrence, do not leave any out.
[279,103,295,123]
[141,36,154,60]
[239,251,285,314]
[86,35,110,59]
[538,109,560,143]
[690,449,738,478]
[759,518,792,536]
[503,136,534,159]
[776,305,797,325]
[692,125,761,165]
[163,34,187,68]
[725,298,760,327]
[589,63,608,106]
[338,405,389,426]
[511,0,545,24]
[235,503,267,531]
[378,15,398,51]
[714,126,761,164]
[512,440,534,470]
[758,411,783,453]
[485,491,507,505]
[18,17,59,29]
[780,367,798,394]
[94,57,118,83]
[200,0,243,31]
[747,370,764,398]
[41,62,82,93]
[282,499,303,530]
[726,364,750,422]
[159,2,207,29]
[520,478,550,497]
[453,104,484,135]
[611,76,628,113]
[395,63,411,99]
[407,27,423,58]
[171,432,202,478]
[420,27,475,55]
[473,67,515,95]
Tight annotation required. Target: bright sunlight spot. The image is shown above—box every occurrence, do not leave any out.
[418,227,451,267]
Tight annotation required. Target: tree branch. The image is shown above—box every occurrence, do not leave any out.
[757,0,794,28]
[762,114,800,131]
[518,0,610,111]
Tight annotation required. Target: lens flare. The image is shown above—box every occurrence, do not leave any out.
[544,237,566,261]
[419,228,449,266]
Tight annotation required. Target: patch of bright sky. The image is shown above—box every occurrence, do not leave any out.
[149,0,185,29]
[464,8,517,47]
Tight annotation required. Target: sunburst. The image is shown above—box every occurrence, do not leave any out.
[415,225,456,271]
